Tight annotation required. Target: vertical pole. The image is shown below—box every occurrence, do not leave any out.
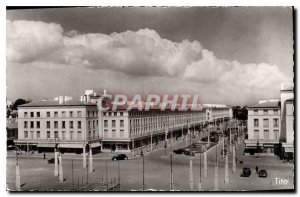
[54,149,58,176]
[118,160,120,190]
[170,153,174,190]
[83,146,86,168]
[198,153,202,191]
[229,128,232,153]
[214,144,218,191]
[86,163,88,184]
[106,160,108,191]
[225,154,229,184]
[151,131,153,151]
[222,136,225,160]
[72,160,74,189]
[204,151,208,177]
[189,157,194,191]
[142,149,145,191]
[89,147,93,173]
[59,154,63,182]
[15,157,21,191]
[232,146,236,172]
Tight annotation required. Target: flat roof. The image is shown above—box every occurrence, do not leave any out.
[18,100,97,108]
[248,101,280,109]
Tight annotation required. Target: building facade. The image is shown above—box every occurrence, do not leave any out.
[245,100,281,156]
[100,106,232,152]
[15,96,101,154]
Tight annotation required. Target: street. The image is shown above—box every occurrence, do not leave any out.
[6,136,294,191]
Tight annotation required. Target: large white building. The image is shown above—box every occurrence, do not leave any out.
[245,83,294,158]
[245,100,281,156]
[16,90,233,154]
[15,95,101,154]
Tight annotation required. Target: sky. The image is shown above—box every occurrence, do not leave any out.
[6,7,294,106]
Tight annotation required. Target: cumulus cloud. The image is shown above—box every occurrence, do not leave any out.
[6,20,290,105]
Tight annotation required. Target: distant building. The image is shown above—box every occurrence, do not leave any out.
[15,95,101,154]
[245,100,281,156]
[7,118,18,146]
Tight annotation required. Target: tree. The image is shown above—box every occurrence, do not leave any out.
[12,99,30,110]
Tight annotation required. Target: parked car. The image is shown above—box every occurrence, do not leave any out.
[184,149,195,156]
[48,158,55,164]
[258,169,267,177]
[173,149,185,155]
[240,167,251,177]
[112,154,128,161]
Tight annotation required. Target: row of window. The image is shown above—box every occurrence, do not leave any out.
[103,112,124,116]
[253,109,279,115]
[24,110,97,118]
[104,120,124,128]
[253,129,280,140]
[24,130,98,140]
[253,118,279,127]
[103,129,125,138]
[24,120,98,129]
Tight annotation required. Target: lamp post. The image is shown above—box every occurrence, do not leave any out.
[15,150,21,191]
[170,152,174,190]
[141,148,145,191]
[198,152,202,191]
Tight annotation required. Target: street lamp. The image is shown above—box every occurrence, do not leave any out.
[141,148,145,191]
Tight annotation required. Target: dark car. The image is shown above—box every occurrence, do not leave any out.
[48,158,55,164]
[112,154,128,161]
[240,167,251,177]
[184,149,195,156]
[258,169,267,177]
[173,149,185,155]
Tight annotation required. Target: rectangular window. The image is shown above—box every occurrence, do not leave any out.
[24,112,28,118]
[120,112,123,116]
[37,131,40,138]
[47,131,50,139]
[54,121,58,129]
[92,111,95,117]
[273,118,279,127]
[69,111,73,117]
[46,121,50,129]
[274,130,279,140]
[36,121,40,129]
[54,111,58,118]
[114,112,117,116]
[273,110,278,115]
[77,121,81,129]
[104,129,108,138]
[62,131,66,140]
[112,129,116,138]
[263,130,269,140]
[93,130,96,139]
[263,110,268,115]
[54,131,59,139]
[47,112,50,117]
[37,112,40,117]
[263,119,269,128]
[30,112,34,118]
[69,121,73,129]
[120,129,124,138]
[88,121,91,129]
[77,131,82,140]
[77,111,81,117]
[112,120,116,128]
[62,111,66,118]
[88,131,91,139]
[24,131,28,138]
[30,131,34,139]
[24,121,28,129]
[120,120,124,127]
[254,130,259,140]
[254,119,259,127]
[30,121,34,129]
[104,120,108,127]
[87,111,90,117]
[254,110,258,115]
[62,121,66,129]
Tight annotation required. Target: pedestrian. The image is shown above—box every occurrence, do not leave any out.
[43,153,46,159]
[255,166,258,173]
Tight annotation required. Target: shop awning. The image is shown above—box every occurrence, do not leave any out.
[91,142,101,148]
[285,147,294,153]
[37,143,56,148]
